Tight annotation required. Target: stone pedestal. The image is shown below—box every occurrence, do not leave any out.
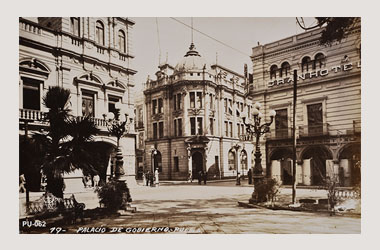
[302,159,311,186]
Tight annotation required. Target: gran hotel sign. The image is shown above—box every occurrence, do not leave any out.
[268,61,361,88]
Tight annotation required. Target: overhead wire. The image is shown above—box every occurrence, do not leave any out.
[170,17,251,58]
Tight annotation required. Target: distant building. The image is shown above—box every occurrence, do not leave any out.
[19,17,137,188]
[249,24,361,186]
[144,43,258,180]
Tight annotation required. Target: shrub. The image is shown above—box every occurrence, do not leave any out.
[95,180,132,212]
[253,178,280,204]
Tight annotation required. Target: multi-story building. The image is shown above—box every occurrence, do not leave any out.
[143,43,260,180]
[249,24,361,187]
[19,17,137,188]
[134,90,145,179]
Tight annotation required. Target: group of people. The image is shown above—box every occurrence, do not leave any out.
[143,169,159,187]
[82,174,100,188]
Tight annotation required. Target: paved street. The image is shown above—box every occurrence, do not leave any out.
[20,180,360,234]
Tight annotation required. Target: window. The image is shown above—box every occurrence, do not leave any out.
[174,119,177,137]
[270,65,278,79]
[228,151,236,170]
[70,17,80,36]
[196,92,202,108]
[224,121,228,136]
[302,57,312,72]
[307,103,323,135]
[209,118,214,135]
[275,108,288,137]
[173,94,177,110]
[228,99,233,115]
[82,91,95,117]
[177,118,182,136]
[152,99,158,114]
[224,99,228,113]
[159,121,164,138]
[153,123,158,139]
[241,124,244,136]
[237,123,240,137]
[174,157,179,172]
[95,21,104,45]
[190,117,196,135]
[280,62,291,78]
[118,30,126,53]
[22,78,41,110]
[209,94,213,109]
[229,122,233,137]
[108,96,120,115]
[190,92,195,108]
[197,117,203,135]
[158,98,163,113]
[177,93,182,110]
[314,53,326,69]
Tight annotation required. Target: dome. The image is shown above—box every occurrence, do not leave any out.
[174,43,209,73]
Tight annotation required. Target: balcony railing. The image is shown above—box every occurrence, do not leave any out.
[266,127,293,140]
[19,109,108,128]
[299,123,329,137]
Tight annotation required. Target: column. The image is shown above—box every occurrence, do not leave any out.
[340,159,352,187]
[326,160,335,179]
[271,160,281,185]
[296,162,303,184]
[302,159,311,186]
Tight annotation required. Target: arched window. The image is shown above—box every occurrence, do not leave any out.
[70,17,80,36]
[314,53,326,69]
[228,150,236,170]
[280,62,291,78]
[301,56,312,72]
[118,30,126,53]
[95,21,104,45]
[270,65,278,79]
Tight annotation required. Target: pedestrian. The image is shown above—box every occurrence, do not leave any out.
[248,168,253,185]
[149,171,154,187]
[155,169,159,187]
[203,170,207,185]
[142,172,146,186]
[198,170,202,185]
[187,170,193,183]
[93,174,100,187]
[19,174,26,193]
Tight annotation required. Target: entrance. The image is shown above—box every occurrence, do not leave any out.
[192,151,203,179]
[302,146,332,185]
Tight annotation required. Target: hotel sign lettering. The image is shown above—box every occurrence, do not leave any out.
[268,61,361,88]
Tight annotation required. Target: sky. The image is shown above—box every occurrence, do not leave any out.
[131,17,316,93]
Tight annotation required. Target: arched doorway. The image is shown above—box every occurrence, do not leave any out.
[339,144,361,186]
[153,151,162,173]
[240,150,248,176]
[192,151,203,179]
[270,148,293,185]
[302,146,332,185]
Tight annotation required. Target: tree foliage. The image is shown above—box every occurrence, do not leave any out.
[297,17,360,46]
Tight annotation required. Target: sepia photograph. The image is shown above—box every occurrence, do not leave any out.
[17,15,362,235]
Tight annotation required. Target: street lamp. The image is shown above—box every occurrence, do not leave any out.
[103,101,134,181]
[242,102,276,202]
[150,145,157,173]
[232,143,241,185]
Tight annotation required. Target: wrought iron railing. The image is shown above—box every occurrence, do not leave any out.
[299,123,329,137]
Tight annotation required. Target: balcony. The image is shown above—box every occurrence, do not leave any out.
[347,120,361,135]
[266,127,293,140]
[299,123,329,137]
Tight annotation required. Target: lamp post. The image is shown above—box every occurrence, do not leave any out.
[150,145,157,173]
[103,101,134,181]
[232,143,241,185]
[242,102,276,202]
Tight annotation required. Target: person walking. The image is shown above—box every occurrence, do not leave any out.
[93,174,100,187]
[198,170,203,185]
[203,170,207,185]
[155,169,159,187]
[142,172,146,186]
[19,174,26,193]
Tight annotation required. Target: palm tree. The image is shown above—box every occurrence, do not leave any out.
[33,86,99,198]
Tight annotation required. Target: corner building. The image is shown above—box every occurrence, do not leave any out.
[250,25,361,187]
[144,43,260,180]
[19,17,137,188]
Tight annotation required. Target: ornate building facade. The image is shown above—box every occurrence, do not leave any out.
[249,24,361,187]
[143,43,262,180]
[19,17,137,188]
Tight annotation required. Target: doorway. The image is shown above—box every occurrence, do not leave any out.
[192,151,203,179]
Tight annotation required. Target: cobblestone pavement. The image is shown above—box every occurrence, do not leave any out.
[20,181,360,234]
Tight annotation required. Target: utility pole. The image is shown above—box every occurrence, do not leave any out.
[292,70,297,204]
